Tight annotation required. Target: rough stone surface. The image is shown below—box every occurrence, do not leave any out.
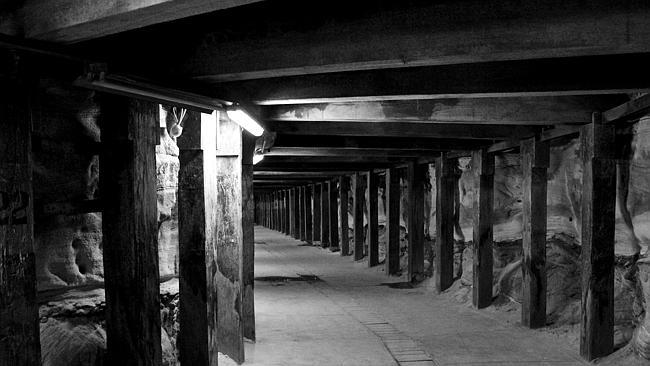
[33,87,181,289]
[32,81,104,290]
[38,280,180,366]
[156,127,180,279]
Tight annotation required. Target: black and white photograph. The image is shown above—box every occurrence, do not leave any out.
[2,0,650,365]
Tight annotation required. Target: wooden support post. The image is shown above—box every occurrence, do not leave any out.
[267,194,271,229]
[580,113,616,361]
[435,156,455,292]
[177,111,220,364]
[255,196,259,224]
[281,191,286,234]
[385,168,401,275]
[321,183,330,247]
[472,149,494,309]
[260,195,264,227]
[276,191,280,231]
[276,192,280,231]
[214,116,245,363]
[298,187,305,241]
[267,193,271,229]
[276,192,281,232]
[367,172,379,267]
[353,172,365,261]
[261,195,265,227]
[284,190,290,235]
[291,189,296,236]
[273,192,280,231]
[299,187,306,241]
[288,189,295,237]
[242,134,256,342]
[100,96,161,365]
[293,187,301,239]
[304,186,313,244]
[339,176,350,256]
[407,162,425,282]
[270,192,274,230]
[274,192,279,231]
[312,184,321,243]
[262,194,269,228]
[521,137,549,327]
[329,180,339,250]
[291,188,300,239]
[0,82,41,366]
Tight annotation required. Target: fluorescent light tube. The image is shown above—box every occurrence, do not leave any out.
[226,108,265,137]
[253,154,265,165]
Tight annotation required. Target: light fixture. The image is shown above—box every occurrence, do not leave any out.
[75,71,226,114]
[253,154,265,165]
[226,107,265,137]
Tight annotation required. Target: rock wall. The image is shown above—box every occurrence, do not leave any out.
[157,108,180,280]
[32,80,104,290]
[337,113,650,357]
[39,282,180,366]
[32,82,182,365]
[33,85,181,290]
[435,116,650,355]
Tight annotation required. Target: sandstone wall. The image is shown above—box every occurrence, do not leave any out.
[33,80,104,290]
[33,83,181,290]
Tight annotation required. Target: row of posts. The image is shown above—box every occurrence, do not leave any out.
[0,92,255,366]
[254,114,617,362]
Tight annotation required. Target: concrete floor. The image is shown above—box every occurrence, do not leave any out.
[221,226,589,366]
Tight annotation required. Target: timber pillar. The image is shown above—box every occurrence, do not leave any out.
[242,134,256,341]
[299,187,306,241]
[367,171,379,267]
[100,96,162,366]
[321,183,330,247]
[385,168,401,275]
[329,180,339,251]
[435,156,456,292]
[521,137,549,327]
[353,172,365,260]
[312,184,321,244]
[214,115,246,363]
[407,162,425,282]
[339,176,350,256]
[177,111,219,365]
[304,186,313,244]
[579,113,616,361]
[472,149,494,309]
[0,79,41,366]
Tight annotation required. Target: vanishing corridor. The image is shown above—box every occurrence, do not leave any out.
[225,227,589,366]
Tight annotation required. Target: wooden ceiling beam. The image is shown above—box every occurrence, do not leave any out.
[265,147,441,158]
[266,120,541,140]
[254,171,356,177]
[175,0,650,82]
[264,97,604,126]
[21,0,264,43]
[253,185,303,190]
[258,156,411,164]
[271,135,487,150]
[253,180,318,185]
[214,54,648,105]
[254,163,394,171]
[603,94,650,123]
[254,175,334,181]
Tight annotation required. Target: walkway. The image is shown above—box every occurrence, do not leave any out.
[222,226,588,366]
